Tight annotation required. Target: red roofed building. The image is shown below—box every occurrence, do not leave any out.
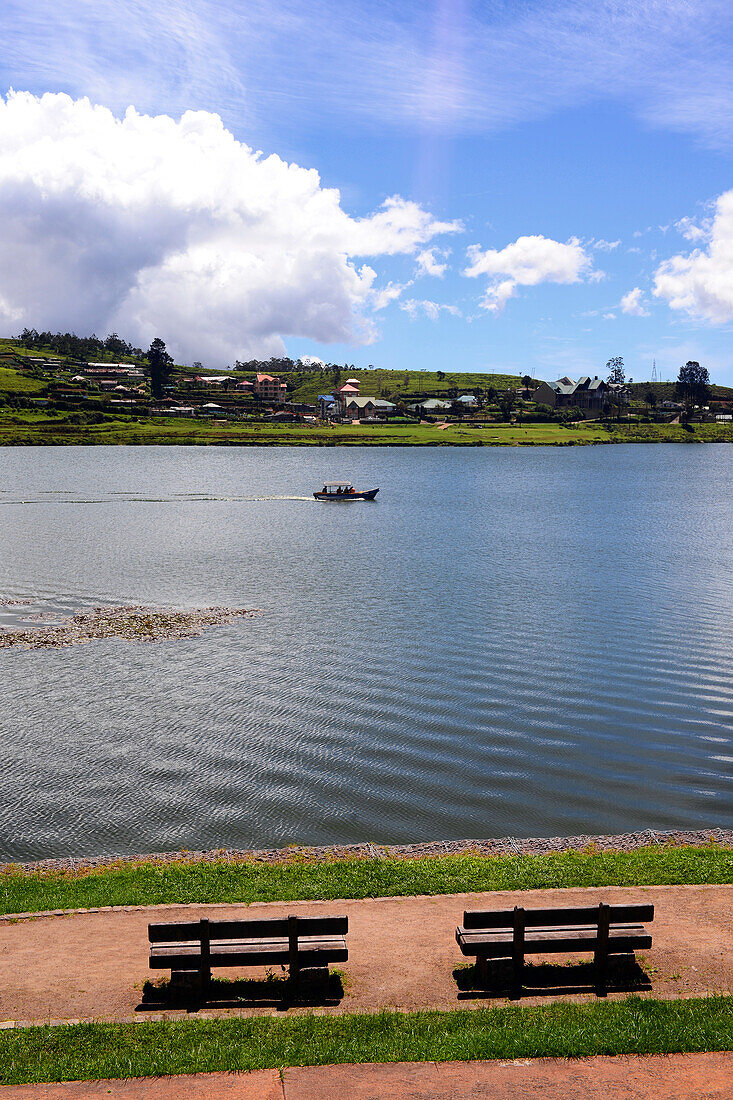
[253,373,287,404]
[335,379,360,411]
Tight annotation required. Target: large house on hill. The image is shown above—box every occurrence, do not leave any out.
[253,373,287,404]
[532,375,626,414]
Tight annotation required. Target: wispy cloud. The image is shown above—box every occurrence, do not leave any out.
[592,238,621,252]
[400,299,461,321]
[3,1,733,145]
[415,247,449,277]
[620,287,650,316]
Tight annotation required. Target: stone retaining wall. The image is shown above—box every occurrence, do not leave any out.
[4,828,731,874]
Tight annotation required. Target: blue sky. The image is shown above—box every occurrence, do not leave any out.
[2,0,733,382]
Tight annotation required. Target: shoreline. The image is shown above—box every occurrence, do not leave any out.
[2,419,732,448]
[2,435,732,448]
[6,826,731,874]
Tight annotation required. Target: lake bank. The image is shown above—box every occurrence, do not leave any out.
[6,827,732,875]
[1,415,732,446]
[2,838,731,917]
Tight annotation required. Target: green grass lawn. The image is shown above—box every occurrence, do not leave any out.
[2,409,732,446]
[1,997,731,1085]
[2,844,730,915]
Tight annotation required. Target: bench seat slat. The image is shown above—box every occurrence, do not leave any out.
[461,904,654,929]
[456,924,651,958]
[150,935,348,970]
[148,915,348,943]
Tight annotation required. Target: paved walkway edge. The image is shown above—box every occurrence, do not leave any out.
[3,1053,733,1099]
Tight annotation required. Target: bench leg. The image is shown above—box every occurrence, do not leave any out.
[198,963,211,1001]
[477,955,490,987]
[511,953,524,999]
[594,902,610,996]
[594,950,608,996]
[169,969,200,1006]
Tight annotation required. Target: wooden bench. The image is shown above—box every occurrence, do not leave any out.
[149,914,348,993]
[456,902,653,995]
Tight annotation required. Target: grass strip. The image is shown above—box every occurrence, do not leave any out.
[2,411,732,446]
[1,997,731,1085]
[1,844,731,915]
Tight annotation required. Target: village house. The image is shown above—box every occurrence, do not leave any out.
[151,405,195,417]
[253,373,287,404]
[408,398,452,416]
[343,396,396,420]
[334,382,359,412]
[189,375,238,391]
[531,376,621,414]
[83,364,145,380]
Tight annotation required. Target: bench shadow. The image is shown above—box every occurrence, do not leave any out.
[454,956,652,1001]
[137,968,344,1013]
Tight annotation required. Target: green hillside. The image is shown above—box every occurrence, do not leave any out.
[0,366,46,394]
[287,368,522,403]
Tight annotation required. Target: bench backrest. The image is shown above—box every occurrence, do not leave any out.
[149,914,348,943]
[462,903,653,929]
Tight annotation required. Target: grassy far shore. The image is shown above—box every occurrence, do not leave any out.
[2,411,733,446]
[1,997,731,1085]
[2,843,731,915]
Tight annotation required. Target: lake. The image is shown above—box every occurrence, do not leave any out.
[1,444,731,862]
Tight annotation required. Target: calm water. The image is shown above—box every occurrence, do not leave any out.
[1,444,731,862]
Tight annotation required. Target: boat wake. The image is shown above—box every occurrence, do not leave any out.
[0,494,317,505]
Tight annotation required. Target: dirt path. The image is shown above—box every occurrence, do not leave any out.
[3,1053,733,1099]
[0,885,730,1024]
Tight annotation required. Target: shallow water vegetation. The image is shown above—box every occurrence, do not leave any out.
[1,843,730,915]
[0,996,731,1084]
[0,604,261,650]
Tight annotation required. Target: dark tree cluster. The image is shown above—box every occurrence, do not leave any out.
[676,361,711,411]
[18,328,144,362]
[147,338,174,400]
[233,356,297,373]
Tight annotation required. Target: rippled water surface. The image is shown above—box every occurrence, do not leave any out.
[1,444,731,861]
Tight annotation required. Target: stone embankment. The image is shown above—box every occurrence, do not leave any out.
[6,828,731,874]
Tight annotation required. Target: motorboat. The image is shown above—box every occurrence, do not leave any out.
[314,481,379,501]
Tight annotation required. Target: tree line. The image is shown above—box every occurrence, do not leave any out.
[18,329,145,362]
[605,355,711,414]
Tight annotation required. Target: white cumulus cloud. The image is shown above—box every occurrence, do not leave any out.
[620,287,650,316]
[463,234,593,311]
[0,91,460,364]
[654,189,733,322]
